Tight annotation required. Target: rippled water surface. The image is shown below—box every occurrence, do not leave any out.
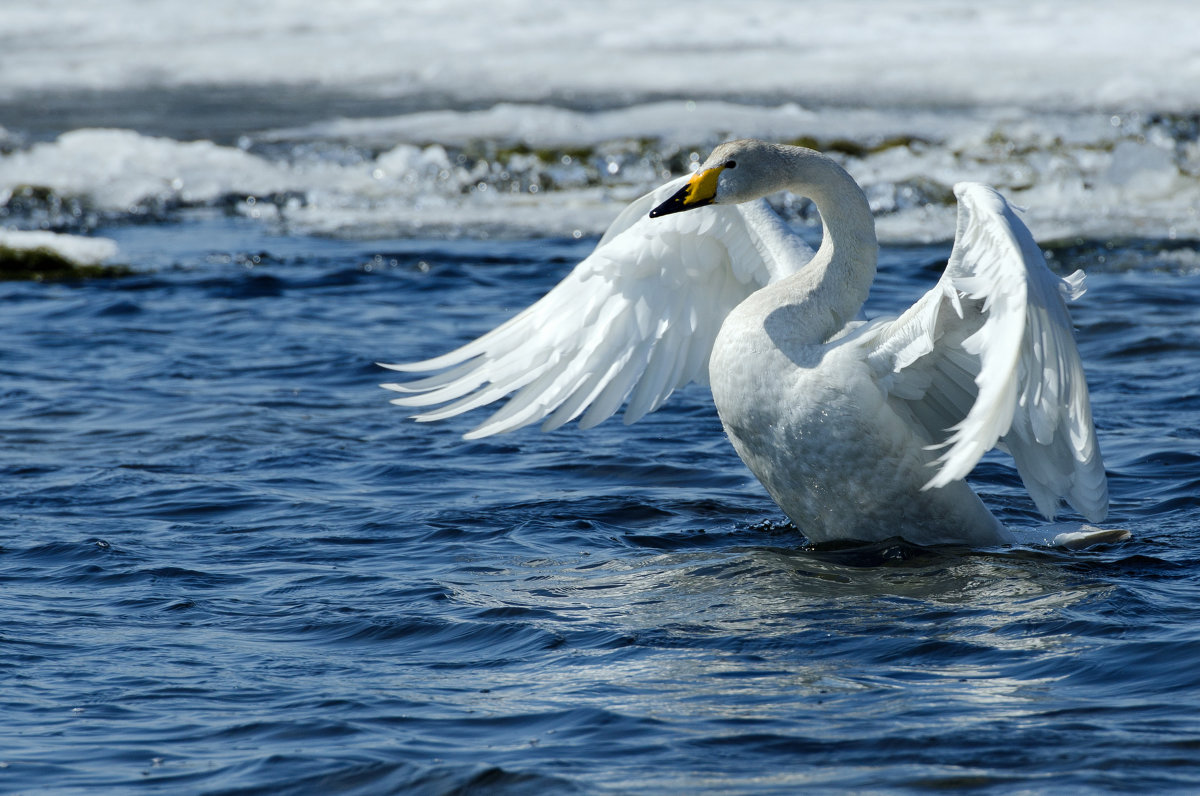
[3,218,1200,793]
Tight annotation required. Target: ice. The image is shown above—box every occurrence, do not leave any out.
[0,229,118,265]
[1105,141,1180,198]
[3,107,1200,242]
[266,101,1003,153]
[4,1,1199,112]
[2,1,1199,242]
[0,129,298,210]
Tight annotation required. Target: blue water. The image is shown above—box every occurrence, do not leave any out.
[3,215,1200,794]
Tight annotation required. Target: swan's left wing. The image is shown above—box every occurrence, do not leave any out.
[382,177,810,439]
[863,183,1107,522]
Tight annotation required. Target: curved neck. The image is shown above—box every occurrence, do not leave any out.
[773,149,879,341]
[802,154,878,282]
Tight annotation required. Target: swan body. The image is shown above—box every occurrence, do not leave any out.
[384,140,1108,547]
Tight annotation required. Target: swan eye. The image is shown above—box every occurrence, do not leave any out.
[724,160,737,169]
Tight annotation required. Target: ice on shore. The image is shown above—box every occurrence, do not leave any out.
[0,228,119,265]
[3,1,1199,113]
[2,1,1198,242]
[2,104,1196,243]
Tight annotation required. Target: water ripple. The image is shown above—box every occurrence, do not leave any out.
[2,225,1199,792]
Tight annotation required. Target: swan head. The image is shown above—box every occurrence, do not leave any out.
[649,139,799,218]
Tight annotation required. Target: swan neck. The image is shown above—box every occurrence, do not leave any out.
[787,152,878,332]
[791,152,876,266]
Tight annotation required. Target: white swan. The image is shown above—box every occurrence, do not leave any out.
[383,140,1109,547]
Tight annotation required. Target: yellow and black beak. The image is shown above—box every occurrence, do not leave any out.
[649,164,725,218]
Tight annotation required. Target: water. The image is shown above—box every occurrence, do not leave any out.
[4,1,1200,791]
[2,212,1199,793]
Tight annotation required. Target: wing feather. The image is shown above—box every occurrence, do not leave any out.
[383,178,812,437]
[863,182,1107,522]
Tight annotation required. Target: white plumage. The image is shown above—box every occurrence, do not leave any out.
[384,140,1108,546]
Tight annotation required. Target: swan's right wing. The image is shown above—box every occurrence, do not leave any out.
[383,178,811,439]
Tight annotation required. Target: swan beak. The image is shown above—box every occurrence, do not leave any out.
[649,165,724,218]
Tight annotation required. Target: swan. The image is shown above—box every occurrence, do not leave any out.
[383,139,1110,547]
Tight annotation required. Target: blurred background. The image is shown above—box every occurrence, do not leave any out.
[3,0,1199,253]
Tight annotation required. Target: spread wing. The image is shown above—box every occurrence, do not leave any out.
[864,182,1108,522]
[382,176,813,439]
